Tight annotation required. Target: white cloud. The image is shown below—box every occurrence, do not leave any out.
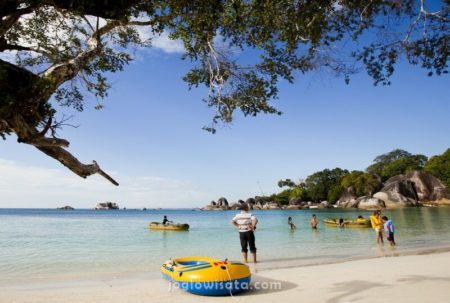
[152,32,185,54]
[0,159,210,209]
[135,27,185,54]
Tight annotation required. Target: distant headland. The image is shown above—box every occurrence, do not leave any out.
[202,148,450,210]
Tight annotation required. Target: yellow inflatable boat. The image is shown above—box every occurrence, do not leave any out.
[324,218,371,228]
[149,222,189,231]
[161,256,251,296]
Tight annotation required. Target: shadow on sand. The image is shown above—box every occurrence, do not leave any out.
[326,280,387,303]
[397,274,450,283]
[234,274,298,297]
[327,274,450,303]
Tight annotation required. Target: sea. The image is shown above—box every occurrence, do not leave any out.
[1,207,450,284]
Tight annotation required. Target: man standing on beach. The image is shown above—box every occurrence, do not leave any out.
[232,203,258,263]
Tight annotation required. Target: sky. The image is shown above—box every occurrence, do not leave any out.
[1,30,449,209]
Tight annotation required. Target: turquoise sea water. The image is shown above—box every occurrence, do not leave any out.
[1,208,450,283]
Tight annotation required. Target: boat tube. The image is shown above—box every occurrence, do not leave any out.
[324,218,371,228]
[149,222,189,231]
[161,256,251,296]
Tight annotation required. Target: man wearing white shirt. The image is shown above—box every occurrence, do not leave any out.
[231,203,258,263]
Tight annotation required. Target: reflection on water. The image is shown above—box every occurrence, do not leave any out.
[0,207,449,282]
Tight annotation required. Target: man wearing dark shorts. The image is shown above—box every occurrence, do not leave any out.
[232,203,258,263]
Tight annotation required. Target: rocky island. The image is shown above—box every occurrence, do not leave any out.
[57,205,74,210]
[202,148,450,211]
[202,196,332,211]
[203,170,450,211]
[94,202,119,210]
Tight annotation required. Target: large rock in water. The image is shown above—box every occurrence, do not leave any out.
[217,197,229,207]
[408,171,450,203]
[229,202,241,210]
[336,186,358,208]
[356,196,385,209]
[318,201,332,209]
[289,198,302,205]
[255,196,270,205]
[263,202,281,209]
[374,171,450,207]
[373,180,418,208]
[246,198,256,206]
[202,198,230,210]
[286,205,301,209]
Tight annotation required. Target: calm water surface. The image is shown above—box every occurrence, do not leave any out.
[1,208,449,282]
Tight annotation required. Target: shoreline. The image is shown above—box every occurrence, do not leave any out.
[255,243,450,271]
[2,244,450,287]
[3,244,450,286]
[2,244,450,286]
[2,248,450,303]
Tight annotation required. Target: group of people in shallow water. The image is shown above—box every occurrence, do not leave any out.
[335,215,365,227]
[162,206,396,265]
[370,210,396,246]
[288,211,395,246]
[288,214,318,230]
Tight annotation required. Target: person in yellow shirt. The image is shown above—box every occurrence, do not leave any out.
[370,210,384,245]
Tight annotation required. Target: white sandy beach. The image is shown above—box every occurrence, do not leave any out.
[2,250,450,303]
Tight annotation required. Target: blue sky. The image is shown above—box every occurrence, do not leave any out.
[1,38,449,208]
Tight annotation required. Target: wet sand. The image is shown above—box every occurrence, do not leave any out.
[2,248,450,303]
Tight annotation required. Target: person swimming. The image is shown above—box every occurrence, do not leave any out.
[288,217,297,230]
[310,214,318,229]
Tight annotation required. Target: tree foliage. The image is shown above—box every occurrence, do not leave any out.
[1,1,448,183]
[272,179,309,204]
[277,178,296,188]
[288,186,309,201]
[424,148,450,188]
[341,170,381,196]
[270,189,292,205]
[270,148,450,204]
[367,149,428,181]
[304,168,349,203]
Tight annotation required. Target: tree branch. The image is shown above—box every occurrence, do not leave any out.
[0,5,34,36]
[8,113,118,185]
[36,146,119,185]
[38,116,53,137]
[0,40,55,58]
[41,13,180,88]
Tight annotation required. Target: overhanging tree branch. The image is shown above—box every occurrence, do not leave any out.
[1,1,448,188]
[8,113,119,185]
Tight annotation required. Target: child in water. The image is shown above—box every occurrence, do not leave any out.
[288,217,296,229]
[310,214,319,229]
[382,216,396,246]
